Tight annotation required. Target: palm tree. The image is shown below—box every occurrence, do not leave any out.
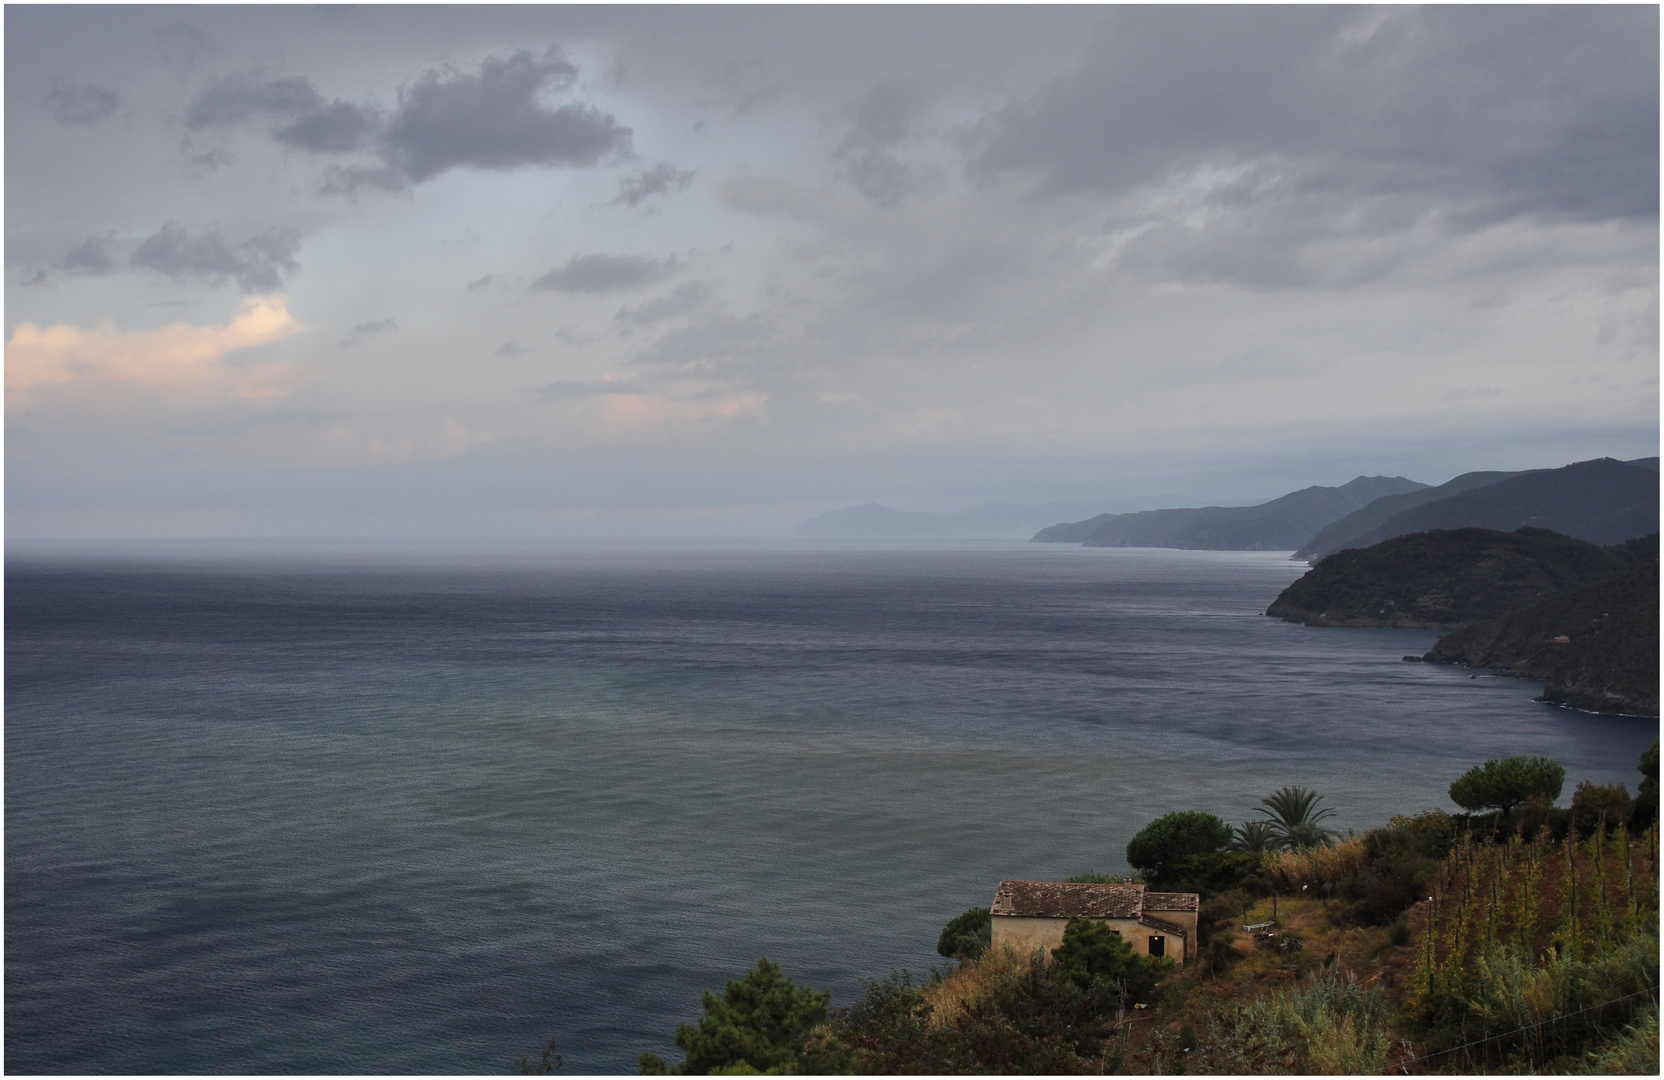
[1229,820,1280,852]
[1257,786,1337,849]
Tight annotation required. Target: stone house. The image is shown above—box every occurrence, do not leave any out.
[989,880,1200,965]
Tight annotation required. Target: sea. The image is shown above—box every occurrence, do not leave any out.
[5,542,1655,1074]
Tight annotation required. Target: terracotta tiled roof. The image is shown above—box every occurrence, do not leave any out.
[1142,892,1200,912]
[990,880,1145,919]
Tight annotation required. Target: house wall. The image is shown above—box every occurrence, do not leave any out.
[991,915,1184,964]
[1146,909,1199,954]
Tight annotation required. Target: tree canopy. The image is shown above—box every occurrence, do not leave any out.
[1125,810,1233,883]
[637,958,845,1075]
[1447,756,1565,816]
[936,907,991,960]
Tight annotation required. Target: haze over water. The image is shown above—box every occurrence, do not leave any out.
[6,544,1654,1073]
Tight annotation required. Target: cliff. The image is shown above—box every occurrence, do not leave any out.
[1424,551,1659,717]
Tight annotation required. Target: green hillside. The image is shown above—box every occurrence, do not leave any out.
[1266,528,1629,629]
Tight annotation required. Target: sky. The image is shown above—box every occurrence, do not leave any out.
[5,5,1659,538]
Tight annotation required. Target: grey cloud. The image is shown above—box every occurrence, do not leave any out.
[835,79,929,204]
[318,164,406,196]
[155,22,215,72]
[536,377,639,399]
[187,72,322,130]
[47,85,120,126]
[534,253,679,294]
[467,274,499,291]
[180,49,629,193]
[977,7,1658,224]
[339,318,395,347]
[382,48,630,184]
[839,79,927,153]
[186,148,232,176]
[495,341,530,357]
[188,70,373,157]
[275,100,375,154]
[615,281,713,328]
[130,220,302,293]
[616,164,696,206]
[629,315,773,374]
[62,233,118,274]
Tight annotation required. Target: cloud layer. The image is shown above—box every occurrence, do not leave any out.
[6,297,305,403]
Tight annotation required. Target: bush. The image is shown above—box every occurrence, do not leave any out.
[1571,781,1634,838]
[837,947,1129,1073]
[1189,966,1393,1074]
[936,907,991,960]
[638,958,848,1075]
[1049,917,1170,998]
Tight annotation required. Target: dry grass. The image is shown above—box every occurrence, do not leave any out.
[918,944,1037,1029]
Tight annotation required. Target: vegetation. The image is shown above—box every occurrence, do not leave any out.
[1267,526,1633,629]
[1124,810,1233,888]
[1256,785,1338,849]
[515,1038,562,1074]
[1050,917,1169,997]
[637,958,846,1075]
[635,752,1659,1074]
[1426,552,1658,716]
[1448,756,1566,816]
[936,907,991,961]
[1228,820,1279,852]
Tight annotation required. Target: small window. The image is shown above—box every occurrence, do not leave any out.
[1148,935,1165,958]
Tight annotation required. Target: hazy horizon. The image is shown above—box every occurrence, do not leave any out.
[7,7,1658,539]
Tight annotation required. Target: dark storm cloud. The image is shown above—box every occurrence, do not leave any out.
[615,164,695,206]
[977,7,1658,223]
[46,85,120,126]
[534,253,679,294]
[129,221,302,293]
[380,48,631,184]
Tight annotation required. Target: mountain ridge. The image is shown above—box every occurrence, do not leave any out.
[1034,476,1428,550]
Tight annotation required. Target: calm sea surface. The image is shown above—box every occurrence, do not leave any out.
[6,543,1655,1073]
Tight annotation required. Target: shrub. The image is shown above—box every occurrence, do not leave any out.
[1190,966,1393,1074]
[1571,781,1634,838]
[638,958,848,1075]
[844,947,1129,1073]
[1049,917,1170,998]
[936,907,991,960]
